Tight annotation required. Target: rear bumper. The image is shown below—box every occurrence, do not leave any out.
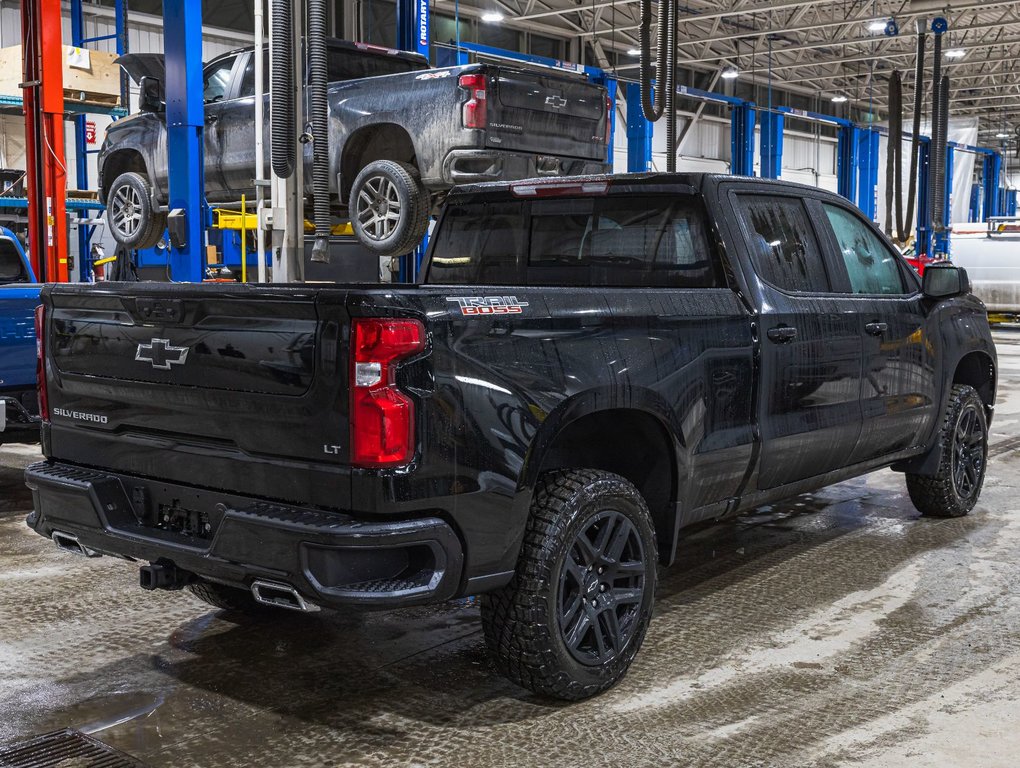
[1,393,41,443]
[24,461,464,609]
[441,148,610,186]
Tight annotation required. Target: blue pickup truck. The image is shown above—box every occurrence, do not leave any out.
[0,227,41,445]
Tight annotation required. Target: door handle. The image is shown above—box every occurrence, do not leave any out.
[766,326,798,344]
[865,321,888,336]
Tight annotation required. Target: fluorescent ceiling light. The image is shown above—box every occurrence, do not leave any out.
[481,12,504,22]
[721,66,739,80]
[996,132,1009,138]
[627,49,641,56]
[867,19,888,32]
[831,94,848,103]
[944,49,966,59]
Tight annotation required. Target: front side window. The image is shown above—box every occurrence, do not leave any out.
[737,195,829,293]
[823,203,908,295]
[203,56,236,102]
[0,238,27,283]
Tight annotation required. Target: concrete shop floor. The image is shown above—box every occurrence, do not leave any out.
[1,330,1019,768]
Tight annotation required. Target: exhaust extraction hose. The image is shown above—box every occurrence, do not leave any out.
[933,74,950,231]
[271,0,295,178]
[927,30,943,232]
[884,71,900,237]
[639,0,670,122]
[308,0,331,263]
[904,31,925,242]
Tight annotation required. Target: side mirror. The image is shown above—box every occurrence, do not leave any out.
[139,76,164,112]
[922,263,971,299]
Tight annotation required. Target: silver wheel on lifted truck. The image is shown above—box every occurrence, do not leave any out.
[349,160,430,257]
[106,171,166,251]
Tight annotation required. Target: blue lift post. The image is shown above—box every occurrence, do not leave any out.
[730,103,755,177]
[759,110,783,180]
[626,83,652,173]
[916,137,932,256]
[162,0,206,282]
[982,150,1002,221]
[70,0,127,281]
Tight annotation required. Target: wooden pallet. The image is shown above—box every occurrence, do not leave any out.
[0,45,121,106]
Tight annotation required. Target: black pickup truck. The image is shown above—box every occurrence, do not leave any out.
[101,39,611,256]
[27,174,996,700]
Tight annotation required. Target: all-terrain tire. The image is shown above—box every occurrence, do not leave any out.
[480,469,658,700]
[349,160,429,257]
[188,580,272,614]
[106,171,166,250]
[906,384,988,518]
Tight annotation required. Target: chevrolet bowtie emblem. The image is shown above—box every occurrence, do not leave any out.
[545,95,568,109]
[135,338,189,370]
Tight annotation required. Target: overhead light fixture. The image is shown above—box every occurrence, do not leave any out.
[481,11,504,22]
[831,94,848,103]
[944,48,966,59]
[867,19,888,32]
[627,49,641,56]
[721,66,739,80]
[996,132,1010,138]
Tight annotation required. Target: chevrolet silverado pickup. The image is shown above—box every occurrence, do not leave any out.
[27,174,996,700]
[0,227,40,445]
[100,38,611,256]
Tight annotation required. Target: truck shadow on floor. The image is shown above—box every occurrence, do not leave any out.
[130,476,992,749]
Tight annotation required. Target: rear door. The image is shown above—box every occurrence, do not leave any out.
[816,200,934,463]
[201,54,242,199]
[487,68,607,160]
[730,190,865,489]
[44,284,353,508]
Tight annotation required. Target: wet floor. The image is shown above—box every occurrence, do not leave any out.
[2,330,1019,767]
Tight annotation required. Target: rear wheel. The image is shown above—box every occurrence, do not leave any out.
[480,469,657,700]
[106,171,166,250]
[349,160,429,257]
[906,384,988,518]
[188,580,272,614]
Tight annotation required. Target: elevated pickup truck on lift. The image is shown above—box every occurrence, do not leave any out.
[27,174,996,700]
[0,228,41,445]
[100,38,612,257]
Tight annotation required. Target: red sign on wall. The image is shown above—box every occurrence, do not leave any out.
[85,120,97,146]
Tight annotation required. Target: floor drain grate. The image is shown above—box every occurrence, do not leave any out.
[0,729,148,767]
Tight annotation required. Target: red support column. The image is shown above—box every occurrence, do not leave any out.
[21,0,68,283]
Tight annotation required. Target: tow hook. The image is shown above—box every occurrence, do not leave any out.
[139,559,192,591]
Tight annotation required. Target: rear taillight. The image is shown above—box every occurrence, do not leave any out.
[34,304,49,421]
[459,73,487,129]
[603,93,612,142]
[350,318,425,468]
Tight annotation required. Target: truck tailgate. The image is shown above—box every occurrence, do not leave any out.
[488,68,606,160]
[42,283,353,507]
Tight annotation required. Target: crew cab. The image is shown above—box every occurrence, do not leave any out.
[27,174,996,700]
[0,228,40,445]
[99,39,611,256]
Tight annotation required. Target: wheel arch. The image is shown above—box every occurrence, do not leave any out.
[521,403,681,565]
[100,148,150,203]
[339,123,418,203]
[953,350,996,418]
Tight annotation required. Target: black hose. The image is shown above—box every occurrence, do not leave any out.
[933,73,950,232]
[639,0,670,122]
[928,31,942,232]
[271,0,295,179]
[308,0,331,263]
[891,72,906,242]
[904,32,925,242]
[885,71,899,237]
[665,3,676,172]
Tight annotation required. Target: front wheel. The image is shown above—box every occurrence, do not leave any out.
[106,171,166,250]
[906,384,988,518]
[349,160,429,257]
[481,469,657,700]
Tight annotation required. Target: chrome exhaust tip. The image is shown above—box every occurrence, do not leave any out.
[250,580,318,612]
[51,530,101,558]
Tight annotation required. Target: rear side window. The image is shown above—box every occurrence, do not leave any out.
[822,203,908,295]
[427,195,721,288]
[0,238,27,283]
[737,195,829,293]
[427,202,526,284]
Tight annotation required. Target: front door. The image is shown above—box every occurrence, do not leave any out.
[816,201,935,464]
[732,192,865,490]
[200,54,241,199]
